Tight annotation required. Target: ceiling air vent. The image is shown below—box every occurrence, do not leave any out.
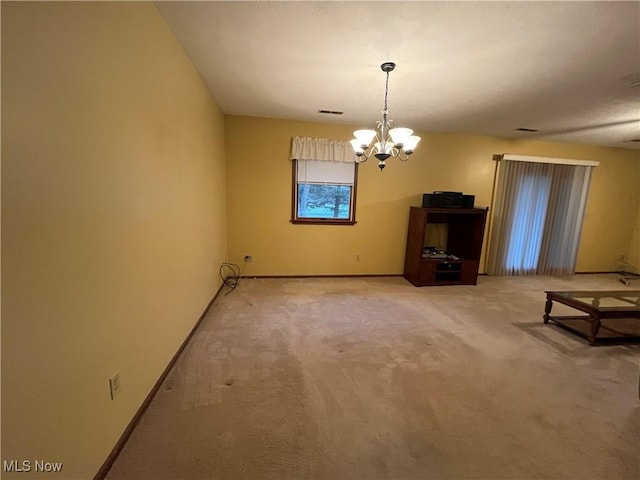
[514,127,539,132]
[317,109,344,115]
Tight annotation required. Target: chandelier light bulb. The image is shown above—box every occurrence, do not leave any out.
[389,128,413,147]
[403,135,421,153]
[350,139,365,155]
[353,129,376,148]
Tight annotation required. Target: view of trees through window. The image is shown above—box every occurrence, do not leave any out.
[297,184,351,219]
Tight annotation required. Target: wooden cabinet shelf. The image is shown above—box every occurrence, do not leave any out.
[403,207,488,287]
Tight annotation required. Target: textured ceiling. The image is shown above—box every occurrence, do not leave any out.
[155,1,640,151]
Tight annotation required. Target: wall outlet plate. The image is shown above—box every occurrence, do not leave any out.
[244,255,253,262]
[109,372,121,400]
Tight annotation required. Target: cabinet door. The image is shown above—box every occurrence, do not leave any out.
[460,260,480,284]
[419,260,436,284]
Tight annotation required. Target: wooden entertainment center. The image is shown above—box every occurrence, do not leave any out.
[403,206,488,286]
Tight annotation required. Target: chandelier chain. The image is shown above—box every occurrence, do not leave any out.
[384,71,390,112]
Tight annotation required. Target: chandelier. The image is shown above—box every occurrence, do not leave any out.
[350,62,420,170]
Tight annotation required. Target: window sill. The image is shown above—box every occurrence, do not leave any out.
[291,218,357,226]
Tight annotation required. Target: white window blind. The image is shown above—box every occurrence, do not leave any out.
[297,159,354,184]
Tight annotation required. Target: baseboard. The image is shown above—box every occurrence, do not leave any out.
[94,283,225,480]
[240,274,402,279]
[574,271,621,275]
[468,272,631,276]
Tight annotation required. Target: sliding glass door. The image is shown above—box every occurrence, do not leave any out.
[488,158,594,276]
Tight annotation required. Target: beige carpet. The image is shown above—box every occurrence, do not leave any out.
[107,274,639,480]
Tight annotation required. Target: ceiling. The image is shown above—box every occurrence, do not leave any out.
[155,1,640,151]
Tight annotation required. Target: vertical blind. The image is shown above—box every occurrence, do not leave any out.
[487,156,596,276]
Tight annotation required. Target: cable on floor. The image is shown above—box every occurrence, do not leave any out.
[616,258,638,286]
[220,262,240,295]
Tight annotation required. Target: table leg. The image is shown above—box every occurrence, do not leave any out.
[543,294,553,324]
[588,314,601,345]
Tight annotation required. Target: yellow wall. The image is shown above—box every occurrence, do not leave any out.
[225,115,640,275]
[627,169,640,270]
[580,148,640,271]
[1,2,226,478]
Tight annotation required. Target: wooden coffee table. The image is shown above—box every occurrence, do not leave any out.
[543,290,640,345]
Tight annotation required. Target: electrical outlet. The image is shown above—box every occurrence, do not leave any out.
[244,255,253,263]
[109,372,121,400]
[356,254,360,262]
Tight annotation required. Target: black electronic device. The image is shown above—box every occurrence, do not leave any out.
[461,194,475,209]
[422,191,475,209]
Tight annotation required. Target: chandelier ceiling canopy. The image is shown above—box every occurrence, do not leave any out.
[350,62,420,171]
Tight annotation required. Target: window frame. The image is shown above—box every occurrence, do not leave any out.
[290,159,358,225]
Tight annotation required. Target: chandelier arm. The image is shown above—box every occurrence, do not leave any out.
[374,126,383,143]
[375,121,383,146]
[359,147,375,161]
[397,151,411,162]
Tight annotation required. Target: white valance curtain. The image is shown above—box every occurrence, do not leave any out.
[290,137,355,163]
[487,154,598,276]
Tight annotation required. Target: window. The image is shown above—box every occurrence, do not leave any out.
[289,136,358,225]
[291,159,358,224]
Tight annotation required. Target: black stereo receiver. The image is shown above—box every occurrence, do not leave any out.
[422,191,475,209]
